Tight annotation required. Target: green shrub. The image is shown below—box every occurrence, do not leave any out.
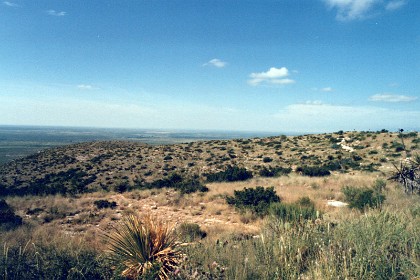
[296,196,315,208]
[258,166,292,177]
[329,137,341,144]
[297,165,331,177]
[331,143,341,149]
[163,155,173,160]
[175,179,209,194]
[226,186,280,216]
[262,157,273,163]
[2,168,97,197]
[139,173,208,194]
[395,146,405,152]
[94,199,117,209]
[113,181,132,193]
[373,179,387,192]
[342,186,385,212]
[0,199,22,229]
[205,165,253,182]
[352,153,363,161]
[177,223,207,242]
[269,197,318,224]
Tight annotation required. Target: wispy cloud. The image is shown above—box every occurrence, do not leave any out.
[369,93,418,102]
[203,58,227,68]
[321,87,334,92]
[312,87,334,92]
[274,102,420,132]
[304,100,324,105]
[47,9,66,16]
[3,1,19,7]
[386,0,407,11]
[248,67,295,86]
[323,0,406,21]
[323,0,380,21]
[77,84,98,90]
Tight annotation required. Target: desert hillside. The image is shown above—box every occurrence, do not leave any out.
[1,130,418,195]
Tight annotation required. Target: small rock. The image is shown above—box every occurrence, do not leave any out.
[327,200,348,207]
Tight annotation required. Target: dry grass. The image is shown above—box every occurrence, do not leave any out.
[2,171,411,243]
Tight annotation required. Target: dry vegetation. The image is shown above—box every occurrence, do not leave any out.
[0,130,419,279]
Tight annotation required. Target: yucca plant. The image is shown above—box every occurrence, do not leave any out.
[105,214,181,280]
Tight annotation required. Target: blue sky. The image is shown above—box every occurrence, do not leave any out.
[0,0,419,133]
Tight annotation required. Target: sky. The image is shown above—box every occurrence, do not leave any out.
[0,0,419,134]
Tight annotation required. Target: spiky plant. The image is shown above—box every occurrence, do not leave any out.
[105,214,181,280]
[390,154,420,195]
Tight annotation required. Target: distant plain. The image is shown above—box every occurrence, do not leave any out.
[0,125,278,164]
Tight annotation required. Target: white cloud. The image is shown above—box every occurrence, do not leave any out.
[323,0,406,21]
[203,58,227,68]
[248,67,295,86]
[369,94,418,102]
[386,0,406,10]
[273,102,420,132]
[251,67,289,79]
[270,78,296,85]
[77,84,97,90]
[3,1,18,7]
[47,10,66,16]
[321,87,334,92]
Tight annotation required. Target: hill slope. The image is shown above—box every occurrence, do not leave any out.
[0,131,418,196]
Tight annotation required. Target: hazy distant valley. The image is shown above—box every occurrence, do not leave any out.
[0,126,276,164]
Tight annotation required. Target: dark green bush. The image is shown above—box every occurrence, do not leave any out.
[342,186,385,212]
[259,166,292,177]
[296,196,315,208]
[329,137,341,144]
[296,165,330,177]
[395,146,405,152]
[352,153,363,161]
[1,168,97,197]
[177,223,207,242]
[0,199,22,229]
[226,186,280,216]
[113,181,132,193]
[94,199,117,209]
[176,180,209,194]
[331,143,341,149]
[163,155,173,161]
[205,165,253,182]
[263,157,273,163]
[140,174,208,194]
